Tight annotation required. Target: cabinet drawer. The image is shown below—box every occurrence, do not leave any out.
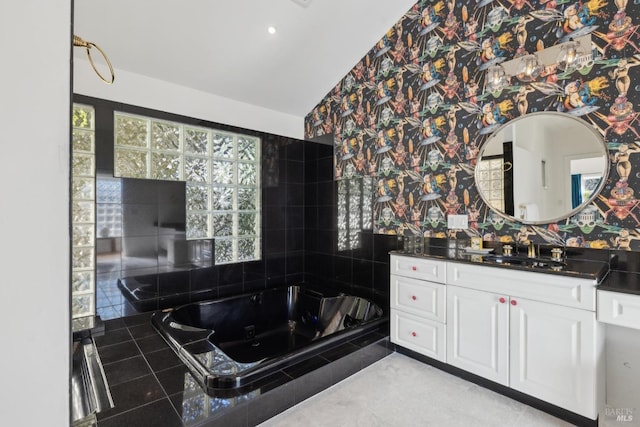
[446,262,597,311]
[391,309,446,362]
[390,274,445,322]
[598,290,640,330]
[391,255,446,282]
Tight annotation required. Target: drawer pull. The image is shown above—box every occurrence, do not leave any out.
[412,266,417,271]
[411,331,417,337]
[411,295,417,301]
[511,299,518,306]
[499,297,506,304]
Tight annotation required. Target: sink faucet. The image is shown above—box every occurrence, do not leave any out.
[527,241,536,258]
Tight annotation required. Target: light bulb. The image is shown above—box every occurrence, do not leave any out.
[556,41,583,71]
[516,54,542,82]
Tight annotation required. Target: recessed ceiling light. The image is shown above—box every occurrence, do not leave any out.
[267,26,277,35]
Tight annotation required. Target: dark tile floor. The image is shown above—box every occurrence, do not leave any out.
[94,313,391,427]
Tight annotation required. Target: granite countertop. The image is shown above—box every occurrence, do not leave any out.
[596,270,640,296]
[390,244,611,283]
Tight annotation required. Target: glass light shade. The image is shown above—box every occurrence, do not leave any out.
[485,64,509,92]
[515,54,542,82]
[556,41,584,71]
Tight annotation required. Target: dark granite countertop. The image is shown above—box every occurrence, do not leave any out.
[596,270,640,296]
[390,243,611,283]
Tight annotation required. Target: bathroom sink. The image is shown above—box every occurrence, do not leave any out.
[482,255,566,269]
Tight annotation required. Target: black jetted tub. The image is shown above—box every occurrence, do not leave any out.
[151,284,386,393]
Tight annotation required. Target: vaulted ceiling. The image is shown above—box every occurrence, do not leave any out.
[73,0,417,119]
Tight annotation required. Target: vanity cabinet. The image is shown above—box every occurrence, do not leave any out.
[390,255,446,362]
[445,262,603,420]
[598,290,640,330]
[390,254,604,421]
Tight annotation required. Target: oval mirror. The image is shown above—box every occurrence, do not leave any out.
[475,112,609,224]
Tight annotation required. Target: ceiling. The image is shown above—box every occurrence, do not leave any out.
[73,0,417,119]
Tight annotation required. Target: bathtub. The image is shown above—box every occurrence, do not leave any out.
[151,284,386,393]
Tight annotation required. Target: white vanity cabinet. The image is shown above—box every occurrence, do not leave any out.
[445,262,604,420]
[390,255,446,362]
[598,290,640,330]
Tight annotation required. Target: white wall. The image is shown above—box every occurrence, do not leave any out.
[74,59,305,140]
[0,2,70,426]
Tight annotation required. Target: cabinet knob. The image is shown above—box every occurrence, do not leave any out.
[411,331,417,337]
[499,297,506,304]
[511,299,518,306]
[412,266,417,271]
[411,295,417,301]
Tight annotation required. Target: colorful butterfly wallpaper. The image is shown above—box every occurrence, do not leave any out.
[304,0,640,250]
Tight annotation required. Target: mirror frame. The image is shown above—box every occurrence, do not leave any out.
[475,111,609,225]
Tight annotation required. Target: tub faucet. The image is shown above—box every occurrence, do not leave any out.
[527,241,536,258]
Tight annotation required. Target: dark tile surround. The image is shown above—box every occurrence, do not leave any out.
[94,315,391,427]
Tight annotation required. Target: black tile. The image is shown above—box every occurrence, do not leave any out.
[286,254,304,276]
[97,340,141,364]
[285,140,304,161]
[103,317,127,332]
[243,260,266,282]
[353,259,374,289]
[320,342,360,362]
[304,158,317,182]
[102,355,151,386]
[317,181,334,205]
[373,233,398,262]
[121,178,158,205]
[158,270,190,295]
[190,266,218,292]
[97,374,165,420]
[334,256,352,283]
[266,256,286,279]
[286,206,304,229]
[144,348,182,372]
[128,322,157,340]
[122,204,159,237]
[243,280,266,293]
[286,161,304,184]
[286,183,304,205]
[155,364,191,395]
[247,381,295,426]
[94,328,132,348]
[292,363,334,403]
[219,263,243,284]
[99,398,182,427]
[265,228,286,253]
[286,228,304,252]
[317,156,334,181]
[282,355,330,379]
[136,333,169,354]
[218,283,245,298]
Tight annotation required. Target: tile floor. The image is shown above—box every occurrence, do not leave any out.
[259,353,575,427]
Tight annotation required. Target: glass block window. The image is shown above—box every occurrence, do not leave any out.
[71,103,96,318]
[96,177,122,238]
[337,176,373,251]
[476,158,505,211]
[114,112,261,264]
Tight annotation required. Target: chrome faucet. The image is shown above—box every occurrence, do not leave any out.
[527,241,536,258]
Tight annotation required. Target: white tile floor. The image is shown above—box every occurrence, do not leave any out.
[258,352,576,427]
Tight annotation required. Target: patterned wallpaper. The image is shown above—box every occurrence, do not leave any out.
[304,0,640,251]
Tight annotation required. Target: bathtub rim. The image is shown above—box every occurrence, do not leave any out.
[151,284,388,393]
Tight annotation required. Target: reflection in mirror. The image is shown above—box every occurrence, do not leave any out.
[475,112,608,224]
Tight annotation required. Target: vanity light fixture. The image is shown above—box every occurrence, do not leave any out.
[73,35,115,84]
[483,35,591,91]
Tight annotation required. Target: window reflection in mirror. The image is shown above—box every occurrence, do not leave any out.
[475,112,608,224]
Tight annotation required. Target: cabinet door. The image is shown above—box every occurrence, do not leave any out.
[391,309,446,362]
[510,297,600,419]
[390,274,445,322]
[446,285,509,385]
